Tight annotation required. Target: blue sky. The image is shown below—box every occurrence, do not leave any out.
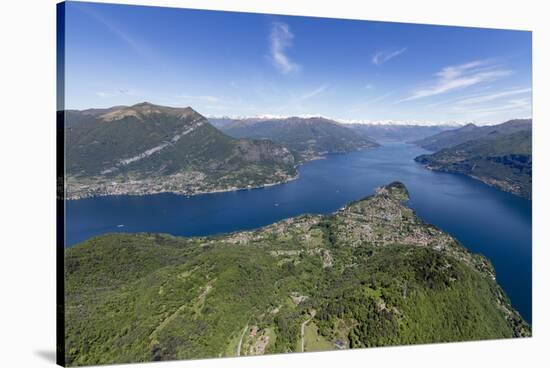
[63,1,532,125]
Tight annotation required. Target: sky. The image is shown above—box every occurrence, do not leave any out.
[63,1,532,125]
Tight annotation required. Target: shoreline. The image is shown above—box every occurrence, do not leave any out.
[67,182,530,340]
[64,143,532,325]
[65,146,378,201]
[418,164,531,200]
[65,170,301,201]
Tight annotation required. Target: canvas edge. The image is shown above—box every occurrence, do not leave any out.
[56,2,66,367]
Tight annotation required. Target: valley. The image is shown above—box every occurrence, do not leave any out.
[63,108,533,366]
[212,116,379,162]
[57,6,534,368]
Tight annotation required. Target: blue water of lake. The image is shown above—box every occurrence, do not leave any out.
[66,143,532,322]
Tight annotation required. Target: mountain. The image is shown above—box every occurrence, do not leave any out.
[208,117,239,130]
[64,182,529,366]
[415,128,532,199]
[413,119,532,151]
[64,103,297,199]
[347,124,454,143]
[216,117,379,161]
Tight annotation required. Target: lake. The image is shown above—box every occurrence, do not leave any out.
[65,143,532,323]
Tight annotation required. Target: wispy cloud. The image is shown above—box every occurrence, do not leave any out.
[456,88,531,105]
[422,87,531,109]
[96,89,136,98]
[267,85,329,114]
[367,92,393,105]
[173,94,259,115]
[270,22,300,74]
[451,97,531,116]
[348,92,393,114]
[372,48,407,65]
[399,60,511,102]
[296,85,328,102]
[80,5,152,61]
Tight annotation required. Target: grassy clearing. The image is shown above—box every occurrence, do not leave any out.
[304,322,334,352]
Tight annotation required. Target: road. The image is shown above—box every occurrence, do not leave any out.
[300,319,311,352]
[236,325,248,356]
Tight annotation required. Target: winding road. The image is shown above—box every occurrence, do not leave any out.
[300,319,311,352]
[236,325,248,357]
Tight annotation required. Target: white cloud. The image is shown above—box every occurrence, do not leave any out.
[442,94,532,122]
[453,97,531,115]
[348,92,394,114]
[367,92,392,105]
[372,48,407,65]
[270,22,300,74]
[96,89,135,98]
[296,85,328,102]
[456,88,531,105]
[399,60,511,102]
[81,5,152,61]
[264,85,328,115]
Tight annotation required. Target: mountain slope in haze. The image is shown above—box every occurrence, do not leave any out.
[65,103,297,199]
[348,123,454,143]
[217,117,379,161]
[208,117,236,130]
[64,182,530,366]
[415,128,532,199]
[413,119,532,151]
